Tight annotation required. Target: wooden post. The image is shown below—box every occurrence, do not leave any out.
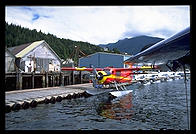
[71,71,75,85]
[60,72,64,86]
[79,71,82,84]
[42,73,46,88]
[56,73,59,86]
[32,72,34,89]
[16,72,22,90]
[67,76,69,85]
[19,73,22,90]
[69,74,71,85]
[52,73,55,87]
[64,76,67,85]
[45,72,48,87]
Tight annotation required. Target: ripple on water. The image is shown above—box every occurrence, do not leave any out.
[5,79,190,130]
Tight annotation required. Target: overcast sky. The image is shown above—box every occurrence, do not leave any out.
[5,6,190,45]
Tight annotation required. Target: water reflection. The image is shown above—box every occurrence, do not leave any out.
[97,93,133,120]
[5,79,190,130]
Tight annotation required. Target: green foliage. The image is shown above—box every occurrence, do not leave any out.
[5,22,108,61]
[111,48,121,54]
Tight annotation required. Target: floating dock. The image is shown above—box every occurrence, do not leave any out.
[5,83,94,113]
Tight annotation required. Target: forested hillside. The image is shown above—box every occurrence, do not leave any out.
[5,22,106,60]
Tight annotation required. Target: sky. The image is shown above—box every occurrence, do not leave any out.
[5,6,190,45]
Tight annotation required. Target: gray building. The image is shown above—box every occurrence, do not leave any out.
[79,52,132,68]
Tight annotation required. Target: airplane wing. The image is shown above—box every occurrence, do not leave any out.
[124,27,190,66]
[110,66,158,71]
[61,67,103,71]
[61,66,158,72]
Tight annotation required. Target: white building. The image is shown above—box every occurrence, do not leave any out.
[8,40,61,73]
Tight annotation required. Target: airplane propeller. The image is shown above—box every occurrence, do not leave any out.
[97,72,104,80]
[90,65,100,87]
[90,65,110,88]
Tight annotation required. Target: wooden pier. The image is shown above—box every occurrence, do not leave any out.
[5,83,94,113]
[5,71,83,91]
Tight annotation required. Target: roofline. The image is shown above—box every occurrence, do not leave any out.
[42,41,62,62]
[15,40,45,58]
[79,52,132,60]
[14,40,62,62]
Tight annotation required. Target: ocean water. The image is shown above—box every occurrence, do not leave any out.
[5,79,191,130]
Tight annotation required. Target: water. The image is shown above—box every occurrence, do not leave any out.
[5,79,191,130]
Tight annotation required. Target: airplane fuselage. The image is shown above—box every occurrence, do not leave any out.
[97,68,133,85]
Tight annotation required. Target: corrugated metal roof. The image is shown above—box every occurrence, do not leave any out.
[8,40,62,62]
[80,52,132,60]
[8,43,32,56]
[15,40,44,58]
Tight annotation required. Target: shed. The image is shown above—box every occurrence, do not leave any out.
[8,40,61,73]
[79,52,132,68]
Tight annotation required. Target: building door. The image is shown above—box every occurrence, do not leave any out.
[35,58,49,72]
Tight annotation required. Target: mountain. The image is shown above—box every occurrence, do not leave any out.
[99,36,164,55]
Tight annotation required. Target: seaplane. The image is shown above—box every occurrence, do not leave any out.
[62,26,190,98]
[61,65,157,97]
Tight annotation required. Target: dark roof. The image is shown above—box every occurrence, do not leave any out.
[8,42,32,55]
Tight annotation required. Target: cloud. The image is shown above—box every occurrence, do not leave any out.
[121,6,190,39]
[5,6,190,45]
[32,14,40,21]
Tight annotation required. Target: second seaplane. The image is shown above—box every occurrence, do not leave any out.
[61,65,157,97]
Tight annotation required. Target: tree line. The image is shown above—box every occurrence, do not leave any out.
[5,22,120,62]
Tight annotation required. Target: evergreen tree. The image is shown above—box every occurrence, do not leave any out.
[5,22,120,61]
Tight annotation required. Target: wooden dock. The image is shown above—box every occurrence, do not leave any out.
[5,83,94,113]
[5,71,85,91]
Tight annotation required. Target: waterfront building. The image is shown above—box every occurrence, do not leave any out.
[8,40,61,73]
[79,52,132,68]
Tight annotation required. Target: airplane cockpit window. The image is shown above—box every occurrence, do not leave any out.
[116,71,121,76]
[105,71,111,76]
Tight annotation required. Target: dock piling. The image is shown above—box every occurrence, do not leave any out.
[42,73,46,88]
[32,72,35,89]
[45,72,48,87]
[16,73,22,90]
